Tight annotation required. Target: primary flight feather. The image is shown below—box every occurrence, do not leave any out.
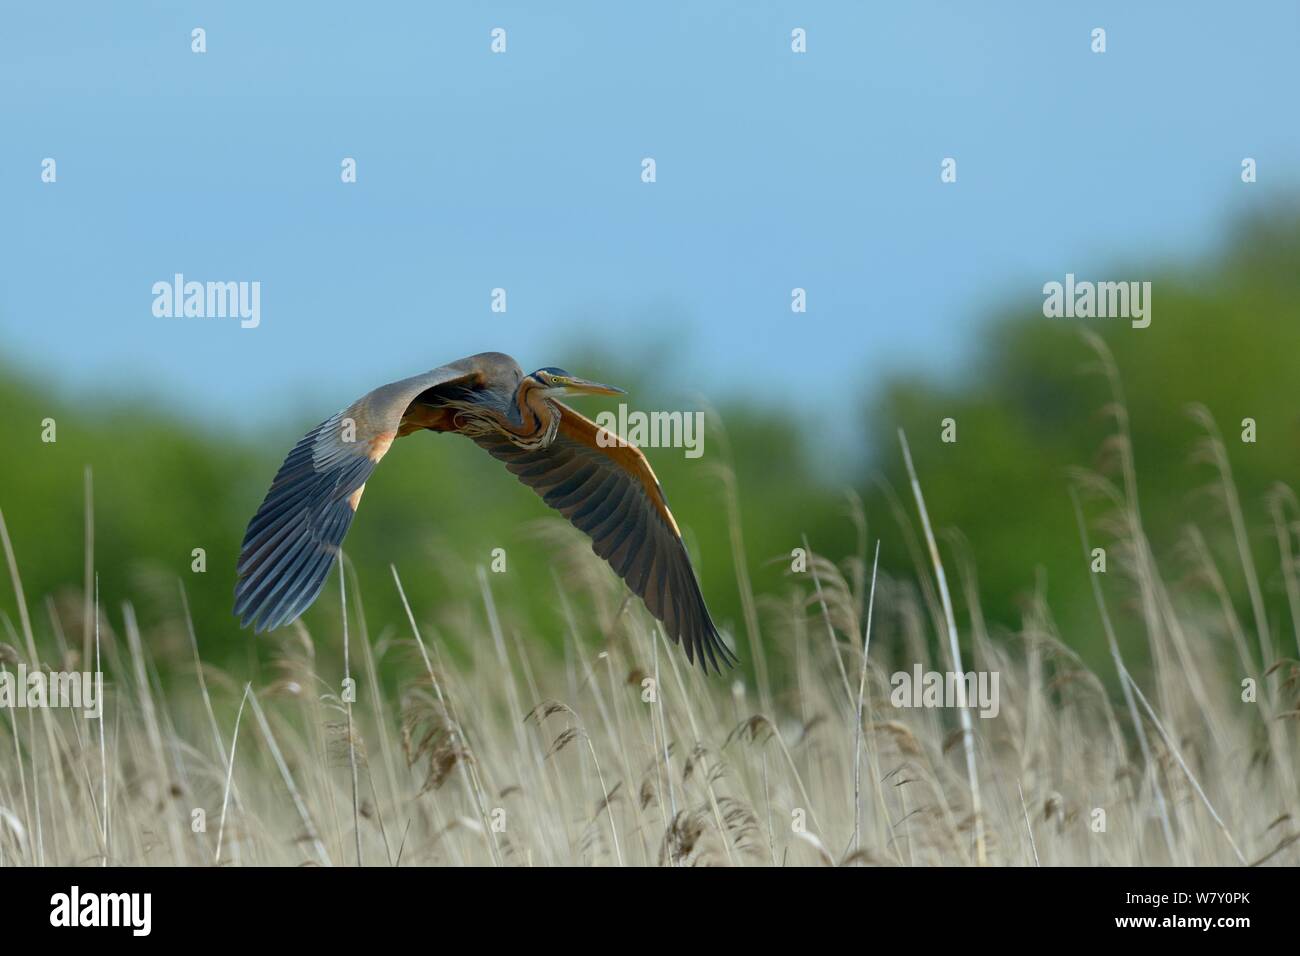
[234,351,734,672]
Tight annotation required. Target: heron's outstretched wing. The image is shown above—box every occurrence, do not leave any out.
[474,404,734,672]
[234,359,492,632]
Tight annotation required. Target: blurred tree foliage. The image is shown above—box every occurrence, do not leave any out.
[1,209,1296,680]
[867,207,1300,669]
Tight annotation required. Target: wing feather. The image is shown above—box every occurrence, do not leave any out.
[234,359,490,632]
[474,403,734,671]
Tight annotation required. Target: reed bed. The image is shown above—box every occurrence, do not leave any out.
[2,344,1298,867]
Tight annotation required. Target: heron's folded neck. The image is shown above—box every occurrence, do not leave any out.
[445,379,560,449]
[507,380,560,449]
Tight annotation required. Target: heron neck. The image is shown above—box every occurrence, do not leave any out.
[502,379,560,447]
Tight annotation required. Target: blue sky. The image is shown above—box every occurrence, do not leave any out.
[2,1,1296,442]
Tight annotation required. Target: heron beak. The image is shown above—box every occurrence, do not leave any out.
[562,377,626,397]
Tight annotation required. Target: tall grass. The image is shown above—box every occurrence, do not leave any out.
[1,351,1298,867]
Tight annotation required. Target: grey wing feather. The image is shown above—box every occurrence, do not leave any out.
[473,406,734,672]
[234,358,492,632]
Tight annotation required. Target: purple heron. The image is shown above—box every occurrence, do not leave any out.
[234,352,734,672]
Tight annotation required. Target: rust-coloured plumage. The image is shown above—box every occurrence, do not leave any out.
[234,352,734,672]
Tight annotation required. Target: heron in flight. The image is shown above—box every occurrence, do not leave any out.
[234,352,734,671]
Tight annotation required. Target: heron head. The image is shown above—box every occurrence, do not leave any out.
[529,367,625,397]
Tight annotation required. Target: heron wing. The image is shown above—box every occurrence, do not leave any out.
[234,359,489,632]
[474,403,734,672]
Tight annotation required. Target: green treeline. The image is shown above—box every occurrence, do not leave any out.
[1,210,1296,680]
